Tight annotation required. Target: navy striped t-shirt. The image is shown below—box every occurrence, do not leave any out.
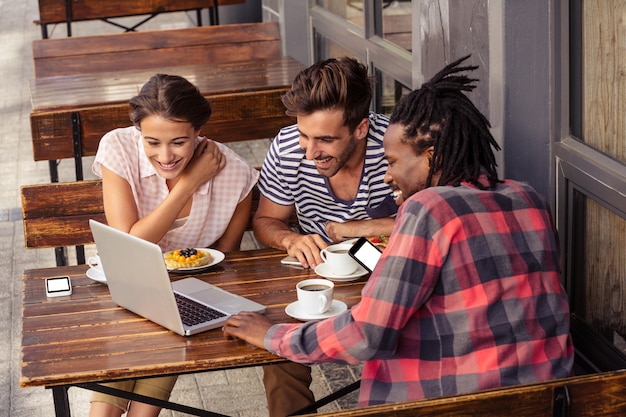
[258,113,397,242]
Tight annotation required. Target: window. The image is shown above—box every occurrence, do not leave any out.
[312,0,412,114]
[557,0,626,343]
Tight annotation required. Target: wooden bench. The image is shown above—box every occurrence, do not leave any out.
[20,179,299,266]
[308,369,626,416]
[32,22,283,77]
[35,0,244,38]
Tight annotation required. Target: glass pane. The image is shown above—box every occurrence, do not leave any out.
[316,0,365,28]
[316,1,412,51]
[376,68,411,116]
[313,33,410,116]
[582,0,626,164]
[573,193,626,342]
[381,0,412,51]
[314,32,358,61]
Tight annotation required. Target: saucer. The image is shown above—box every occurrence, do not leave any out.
[314,263,368,282]
[86,267,107,283]
[285,300,348,321]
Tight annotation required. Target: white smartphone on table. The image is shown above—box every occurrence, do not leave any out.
[280,256,303,267]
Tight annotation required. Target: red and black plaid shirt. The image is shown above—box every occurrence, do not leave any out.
[266,176,574,407]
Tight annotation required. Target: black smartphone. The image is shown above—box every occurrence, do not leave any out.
[348,237,382,272]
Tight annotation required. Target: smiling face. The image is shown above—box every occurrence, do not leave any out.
[297,108,368,178]
[383,123,438,205]
[140,115,198,180]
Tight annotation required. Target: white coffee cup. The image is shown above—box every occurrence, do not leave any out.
[87,254,103,273]
[296,278,334,315]
[320,243,359,276]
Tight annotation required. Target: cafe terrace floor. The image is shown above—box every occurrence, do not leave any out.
[0,2,360,416]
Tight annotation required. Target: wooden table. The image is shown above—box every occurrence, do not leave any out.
[29,56,304,181]
[20,248,366,417]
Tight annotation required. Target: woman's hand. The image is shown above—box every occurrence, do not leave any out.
[180,138,226,189]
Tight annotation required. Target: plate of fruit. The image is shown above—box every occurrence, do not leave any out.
[163,248,225,272]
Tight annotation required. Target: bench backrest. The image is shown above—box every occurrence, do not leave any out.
[36,0,238,25]
[21,180,297,252]
[21,180,106,249]
[32,22,282,78]
[30,89,292,162]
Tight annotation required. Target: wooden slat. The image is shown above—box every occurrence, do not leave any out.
[20,180,297,250]
[300,370,626,416]
[37,0,244,25]
[32,22,281,77]
[30,88,294,161]
[21,180,104,218]
[32,22,279,58]
[21,180,105,248]
[30,58,302,110]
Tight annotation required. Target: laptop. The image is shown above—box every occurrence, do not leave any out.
[89,219,266,336]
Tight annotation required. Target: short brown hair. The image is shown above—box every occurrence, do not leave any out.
[282,57,373,131]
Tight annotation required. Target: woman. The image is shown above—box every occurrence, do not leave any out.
[90,74,259,417]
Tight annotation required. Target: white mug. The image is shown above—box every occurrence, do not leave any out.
[87,254,103,273]
[296,278,334,315]
[320,243,358,276]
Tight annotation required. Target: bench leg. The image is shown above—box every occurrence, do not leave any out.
[55,247,68,267]
[48,160,59,183]
[209,0,219,25]
[76,245,85,265]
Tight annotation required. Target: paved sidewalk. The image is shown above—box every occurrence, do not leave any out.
[1,2,360,416]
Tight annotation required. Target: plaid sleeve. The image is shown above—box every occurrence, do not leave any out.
[265,197,443,363]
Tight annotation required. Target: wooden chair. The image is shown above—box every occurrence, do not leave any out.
[20,180,298,266]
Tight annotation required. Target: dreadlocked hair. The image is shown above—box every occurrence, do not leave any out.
[390,54,501,189]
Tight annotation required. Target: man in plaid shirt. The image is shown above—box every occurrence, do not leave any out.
[223,55,574,407]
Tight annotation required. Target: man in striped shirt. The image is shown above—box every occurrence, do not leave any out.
[225,55,574,408]
[252,57,398,417]
[253,57,397,270]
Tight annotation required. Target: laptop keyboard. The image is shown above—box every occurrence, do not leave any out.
[174,293,227,326]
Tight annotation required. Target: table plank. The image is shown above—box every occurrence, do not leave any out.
[29,57,303,162]
[20,249,366,388]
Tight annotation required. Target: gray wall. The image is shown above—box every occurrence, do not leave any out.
[416,0,552,199]
[502,0,553,200]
